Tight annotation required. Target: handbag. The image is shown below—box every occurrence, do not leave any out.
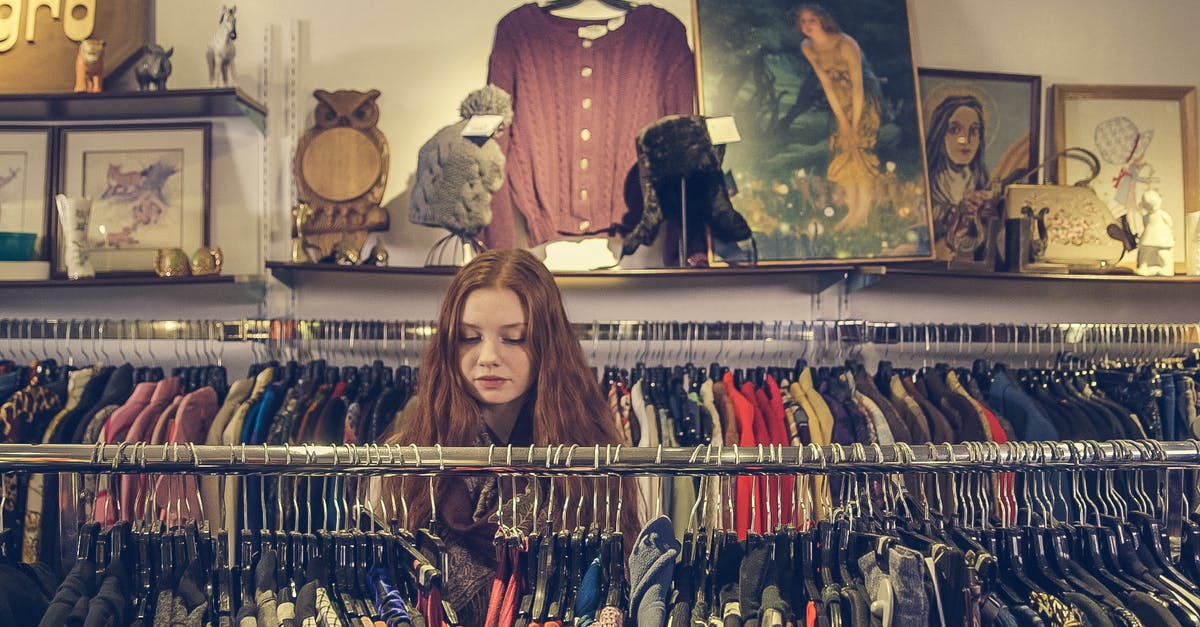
[1003,147,1136,271]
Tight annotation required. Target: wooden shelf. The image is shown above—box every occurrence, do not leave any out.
[0,274,239,289]
[0,88,266,131]
[873,262,1200,284]
[266,260,857,287]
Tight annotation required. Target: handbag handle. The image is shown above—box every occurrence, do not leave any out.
[1022,147,1102,187]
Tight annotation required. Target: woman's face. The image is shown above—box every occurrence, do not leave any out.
[796,10,823,37]
[457,287,533,413]
[944,106,982,167]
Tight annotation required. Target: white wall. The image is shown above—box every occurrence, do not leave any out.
[141,0,1200,329]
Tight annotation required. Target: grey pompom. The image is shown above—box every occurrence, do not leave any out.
[459,85,513,126]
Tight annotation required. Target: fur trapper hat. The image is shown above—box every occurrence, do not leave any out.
[622,115,751,257]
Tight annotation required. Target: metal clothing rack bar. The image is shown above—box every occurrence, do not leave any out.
[0,318,1196,352]
[0,440,1196,475]
[0,319,253,343]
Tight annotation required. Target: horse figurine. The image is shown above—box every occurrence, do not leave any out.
[205,5,237,88]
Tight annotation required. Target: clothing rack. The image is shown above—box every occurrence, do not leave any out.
[1,318,1197,349]
[0,440,1197,474]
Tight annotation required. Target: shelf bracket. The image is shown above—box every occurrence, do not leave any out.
[812,270,850,294]
[268,266,298,289]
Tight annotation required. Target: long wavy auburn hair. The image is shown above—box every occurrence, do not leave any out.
[382,248,639,540]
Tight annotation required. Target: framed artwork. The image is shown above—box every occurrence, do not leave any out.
[0,127,53,260]
[1049,85,1198,272]
[55,123,211,276]
[692,0,933,264]
[918,68,1041,260]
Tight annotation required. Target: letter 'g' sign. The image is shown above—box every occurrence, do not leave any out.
[0,0,96,52]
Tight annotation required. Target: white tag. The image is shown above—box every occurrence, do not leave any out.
[461,114,504,138]
[578,24,608,40]
[607,15,626,31]
[706,115,741,145]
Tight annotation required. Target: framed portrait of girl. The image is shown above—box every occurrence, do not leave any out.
[918,68,1042,262]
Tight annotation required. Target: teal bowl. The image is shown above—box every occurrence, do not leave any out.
[0,232,36,261]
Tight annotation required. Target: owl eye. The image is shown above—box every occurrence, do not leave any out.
[354,107,368,120]
[323,110,336,121]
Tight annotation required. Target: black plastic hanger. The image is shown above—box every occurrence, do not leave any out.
[995,526,1045,602]
[1129,511,1200,596]
[238,527,257,608]
[603,531,626,609]
[133,523,154,621]
[330,531,359,619]
[219,530,238,622]
[546,528,573,621]
[530,525,557,622]
[516,530,542,622]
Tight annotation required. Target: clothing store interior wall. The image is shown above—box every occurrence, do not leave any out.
[74,0,1189,329]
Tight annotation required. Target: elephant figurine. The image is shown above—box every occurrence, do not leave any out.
[190,246,223,275]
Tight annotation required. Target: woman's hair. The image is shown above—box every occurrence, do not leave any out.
[795,3,842,35]
[383,248,639,538]
[926,94,990,205]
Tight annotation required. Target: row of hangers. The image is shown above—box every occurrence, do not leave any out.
[54,443,460,625]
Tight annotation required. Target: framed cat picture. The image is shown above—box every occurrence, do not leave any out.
[55,123,210,276]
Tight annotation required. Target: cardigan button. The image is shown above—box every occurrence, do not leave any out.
[582,40,593,49]
[581,66,593,78]
[582,98,592,110]
[580,128,591,141]
[580,158,589,170]
[580,189,589,201]
[579,220,591,231]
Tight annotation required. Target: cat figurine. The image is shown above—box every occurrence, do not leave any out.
[75,39,106,93]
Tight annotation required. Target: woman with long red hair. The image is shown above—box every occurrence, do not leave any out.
[380,248,638,624]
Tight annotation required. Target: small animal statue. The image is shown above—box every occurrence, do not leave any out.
[205,5,237,88]
[134,45,174,91]
[74,39,106,93]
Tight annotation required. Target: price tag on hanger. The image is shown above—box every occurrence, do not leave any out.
[461,114,505,139]
[706,115,741,145]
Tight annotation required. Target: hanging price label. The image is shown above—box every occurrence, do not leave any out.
[705,115,742,145]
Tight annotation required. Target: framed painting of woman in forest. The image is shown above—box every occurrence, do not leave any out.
[693,0,933,264]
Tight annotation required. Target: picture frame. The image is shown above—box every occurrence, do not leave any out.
[1049,85,1198,273]
[918,68,1042,262]
[692,0,933,265]
[0,126,54,261]
[54,123,211,276]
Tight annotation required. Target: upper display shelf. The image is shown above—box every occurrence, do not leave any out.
[0,88,267,131]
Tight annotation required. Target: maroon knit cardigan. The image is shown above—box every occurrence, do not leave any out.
[485,3,697,248]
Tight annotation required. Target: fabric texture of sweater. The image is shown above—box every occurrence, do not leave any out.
[484,3,696,248]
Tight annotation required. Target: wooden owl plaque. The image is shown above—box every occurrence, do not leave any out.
[293,88,390,260]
